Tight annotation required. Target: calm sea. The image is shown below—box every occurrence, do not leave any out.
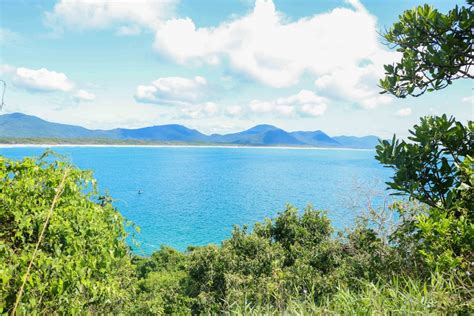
[0,146,392,254]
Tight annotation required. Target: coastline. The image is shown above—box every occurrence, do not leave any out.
[0,143,374,151]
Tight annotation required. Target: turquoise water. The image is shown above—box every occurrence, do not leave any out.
[0,146,392,254]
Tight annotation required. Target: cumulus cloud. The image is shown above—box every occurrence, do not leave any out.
[249,90,328,117]
[395,107,412,117]
[152,0,398,109]
[1,64,94,102]
[314,64,392,109]
[4,66,74,92]
[74,89,96,102]
[45,0,177,33]
[180,102,219,119]
[42,0,399,110]
[134,76,208,105]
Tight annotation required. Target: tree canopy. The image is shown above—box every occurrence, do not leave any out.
[379,1,473,97]
[375,115,473,213]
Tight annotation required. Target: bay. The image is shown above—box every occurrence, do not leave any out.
[0,146,392,254]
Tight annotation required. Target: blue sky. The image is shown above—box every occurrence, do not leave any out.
[0,0,472,137]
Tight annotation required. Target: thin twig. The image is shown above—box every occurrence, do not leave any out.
[11,168,70,316]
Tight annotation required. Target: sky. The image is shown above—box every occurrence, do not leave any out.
[0,0,472,137]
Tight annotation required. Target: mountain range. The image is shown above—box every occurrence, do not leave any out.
[0,113,380,149]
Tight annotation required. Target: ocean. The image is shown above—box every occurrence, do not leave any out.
[0,146,393,254]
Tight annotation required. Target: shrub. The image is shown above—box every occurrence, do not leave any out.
[0,153,134,314]
[376,116,473,272]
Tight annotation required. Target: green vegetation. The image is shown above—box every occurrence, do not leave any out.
[123,203,472,314]
[0,153,135,314]
[379,1,473,97]
[1,1,473,314]
[377,115,473,272]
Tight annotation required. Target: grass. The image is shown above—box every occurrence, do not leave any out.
[223,273,473,315]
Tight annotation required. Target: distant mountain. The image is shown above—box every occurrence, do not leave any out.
[0,113,110,138]
[290,130,341,147]
[112,125,208,142]
[0,113,207,142]
[332,135,380,149]
[209,125,304,145]
[0,113,380,148]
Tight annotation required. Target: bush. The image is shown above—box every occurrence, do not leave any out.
[184,205,403,313]
[0,153,134,314]
[376,116,473,272]
[128,246,193,315]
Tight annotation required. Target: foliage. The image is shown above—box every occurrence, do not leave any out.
[225,273,473,315]
[0,153,134,314]
[135,204,471,314]
[375,116,473,271]
[185,206,342,313]
[127,246,192,315]
[380,1,473,97]
[390,201,474,274]
[183,205,416,314]
[124,206,408,314]
[375,115,473,211]
[377,0,473,291]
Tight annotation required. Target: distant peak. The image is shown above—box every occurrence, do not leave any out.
[159,124,186,128]
[3,112,29,118]
[1,112,43,121]
[246,124,279,132]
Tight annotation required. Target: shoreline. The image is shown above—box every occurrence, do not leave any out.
[0,143,374,151]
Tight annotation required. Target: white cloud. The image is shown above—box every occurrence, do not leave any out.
[395,107,412,117]
[1,64,95,102]
[314,64,393,109]
[45,0,177,33]
[134,76,207,105]
[7,66,74,92]
[180,102,219,119]
[134,76,220,119]
[42,0,399,110]
[461,96,473,104]
[152,0,399,110]
[74,89,96,102]
[226,105,243,117]
[249,90,328,117]
[249,100,275,113]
